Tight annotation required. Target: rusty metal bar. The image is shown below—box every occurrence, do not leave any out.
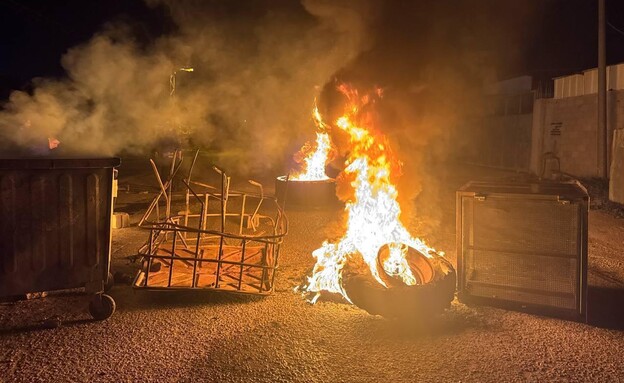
[239,194,246,235]
[139,221,284,243]
[140,157,184,226]
[238,239,247,290]
[167,150,177,214]
[212,166,226,233]
[168,230,177,287]
[202,194,209,233]
[215,235,224,289]
[184,187,190,239]
[268,244,279,292]
[247,180,264,231]
[150,159,169,219]
[145,229,154,287]
[186,150,200,186]
[183,180,205,288]
[133,252,278,269]
[259,243,269,293]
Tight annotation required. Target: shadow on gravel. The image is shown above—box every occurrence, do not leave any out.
[115,200,152,214]
[351,306,487,339]
[113,288,265,312]
[0,318,95,335]
[587,286,624,330]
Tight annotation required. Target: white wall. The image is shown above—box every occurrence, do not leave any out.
[531,90,624,178]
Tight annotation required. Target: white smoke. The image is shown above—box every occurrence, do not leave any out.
[0,0,377,174]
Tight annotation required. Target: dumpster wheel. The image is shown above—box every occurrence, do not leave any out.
[89,294,116,320]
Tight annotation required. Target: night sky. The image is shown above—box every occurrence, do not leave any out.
[0,0,168,98]
[1,0,624,99]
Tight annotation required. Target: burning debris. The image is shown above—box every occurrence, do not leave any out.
[299,85,455,318]
[134,151,287,294]
[291,104,335,182]
[275,175,339,209]
[276,103,339,208]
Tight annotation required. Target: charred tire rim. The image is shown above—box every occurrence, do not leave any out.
[342,246,456,319]
[376,244,436,288]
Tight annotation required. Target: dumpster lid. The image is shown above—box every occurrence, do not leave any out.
[458,180,588,201]
[0,157,121,169]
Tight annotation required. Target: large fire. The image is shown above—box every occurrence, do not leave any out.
[302,84,438,304]
[290,104,333,181]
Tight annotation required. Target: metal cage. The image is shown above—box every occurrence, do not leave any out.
[133,151,287,295]
[456,180,588,321]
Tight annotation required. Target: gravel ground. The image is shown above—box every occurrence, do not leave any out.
[1,161,624,383]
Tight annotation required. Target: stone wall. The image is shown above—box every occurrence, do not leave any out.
[530,90,624,178]
[461,88,624,203]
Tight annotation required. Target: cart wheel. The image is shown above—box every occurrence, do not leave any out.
[89,294,116,320]
[104,272,114,292]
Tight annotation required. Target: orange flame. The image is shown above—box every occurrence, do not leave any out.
[291,104,333,181]
[302,85,438,303]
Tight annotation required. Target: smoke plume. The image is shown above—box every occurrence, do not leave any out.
[314,1,540,240]
[0,0,376,174]
[0,0,541,239]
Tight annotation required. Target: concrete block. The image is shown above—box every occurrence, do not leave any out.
[112,212,130,229]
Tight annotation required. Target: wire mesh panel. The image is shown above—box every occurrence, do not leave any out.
[457,181,588,321]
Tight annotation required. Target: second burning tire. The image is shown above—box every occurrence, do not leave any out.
[275,176,339,209]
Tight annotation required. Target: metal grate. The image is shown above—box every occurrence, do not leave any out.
[457,181,588,320]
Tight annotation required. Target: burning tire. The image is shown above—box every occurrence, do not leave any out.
[342,245,456,319]
[275,176,339,208]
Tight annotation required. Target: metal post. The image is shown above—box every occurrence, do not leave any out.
[168,230,176,287]
[238,240,247,290]
[598,0,608,179]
